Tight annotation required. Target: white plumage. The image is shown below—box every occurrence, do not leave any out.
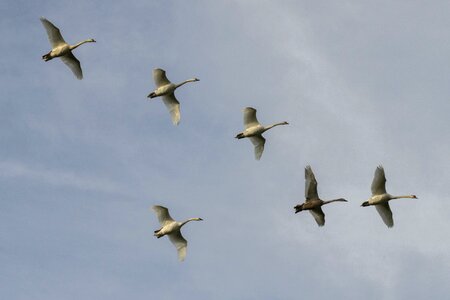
[40,17,96,79]
[147,68,199,125]
[235,107,288,160]
[152,205,203,261]
[361,166,417,228]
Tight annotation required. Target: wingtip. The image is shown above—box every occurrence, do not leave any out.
[151,205,162,212]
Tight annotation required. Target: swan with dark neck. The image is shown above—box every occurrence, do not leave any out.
[294,166,347,226]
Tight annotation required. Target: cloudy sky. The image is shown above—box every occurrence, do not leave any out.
[1,1,450,299]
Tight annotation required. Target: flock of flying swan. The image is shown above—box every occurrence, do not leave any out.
[40,18,418,261]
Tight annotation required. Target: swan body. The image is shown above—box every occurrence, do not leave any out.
[147,68,199,125]
[361,166,417,228]
[152,205,203,261]
[294,166,347,226]
[40,17,96,79]
[235,107,288,160]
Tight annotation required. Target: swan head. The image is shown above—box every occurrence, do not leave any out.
[411,195,418,199]
[282,121,289,125]
[89,39,96,43]
[361,201,370,207]
[193,217,203,221]
[193,78,200,82]
[294,204,304,213]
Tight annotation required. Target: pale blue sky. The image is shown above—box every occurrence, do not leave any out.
[1,1,450,299]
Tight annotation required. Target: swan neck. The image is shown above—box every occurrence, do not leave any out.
[175,79,197,89]
[323,198,346,205]
[264,122,287,131]
[70,40,93,50]
[391,195,414,200]
[180,218,197,227]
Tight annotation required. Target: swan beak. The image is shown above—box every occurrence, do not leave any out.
[413,195,418,199]
[198,218,204,221]
[194,78,200,81]
[91,39,97,42]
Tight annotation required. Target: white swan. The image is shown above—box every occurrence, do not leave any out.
[235,107,288,160]
[361,166,417,228]
[147,68,199,125]
[294,166,347,226]
[40,17,96,79]
[152,205,203,261]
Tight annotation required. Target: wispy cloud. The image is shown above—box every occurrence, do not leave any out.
[0,160,133,196]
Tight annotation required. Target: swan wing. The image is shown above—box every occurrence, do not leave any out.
[153,68,171,87]
[243,107,261,129]
[152,205,175,226]
[375,202,394,228]
[40,17,67,47]
[249,136,265,160]
[168,230,187,261]
[162,94,181,125]
[309,207,325,226]
[60,52,83,79]
[305,165,319,201]
[371,165,387,196]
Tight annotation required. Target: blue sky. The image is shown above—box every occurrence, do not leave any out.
[1,1,450,299]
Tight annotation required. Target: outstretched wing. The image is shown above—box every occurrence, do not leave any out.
[249,136,265,160]
[305,165,319,200]
[375,203,394,228]
[371,165,387,196]
[162,94,181,125]
[152,205,175,226]
[168,231,187,261]
[243,107,260,129]
[153,68,171,87]
[60,53,83,79]
[40,17,66,47]
[309,207,325,227]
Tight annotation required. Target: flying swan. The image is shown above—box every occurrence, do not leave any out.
[294,166,347,226]
[40,17,96,79]
[152,205,203,261]
[147,68,199,125]
[235,107,288,160]
[361,165,417,228]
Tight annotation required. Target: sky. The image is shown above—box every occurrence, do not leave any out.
[1,0,450,299]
